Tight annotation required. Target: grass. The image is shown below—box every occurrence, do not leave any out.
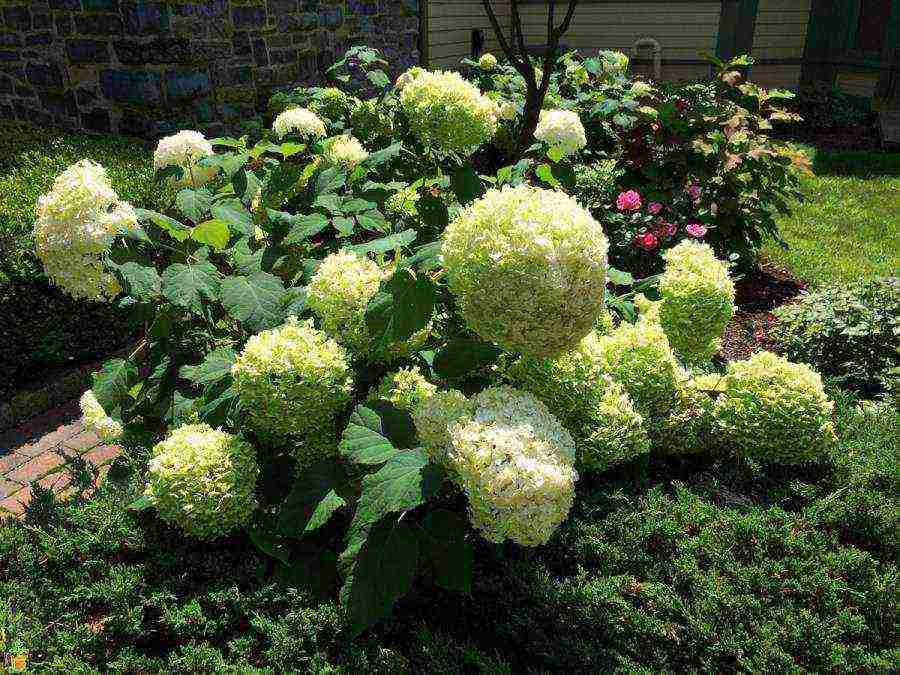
[764,148,900,286]
[0,122,155,283]
[0,392,896,672]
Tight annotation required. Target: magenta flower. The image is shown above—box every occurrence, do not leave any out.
[686,222,707,238]
[647,202,663,215]
[638,232,659,250]
[664,221,677,237]
[616,190,642,212]
[687,183,701,201]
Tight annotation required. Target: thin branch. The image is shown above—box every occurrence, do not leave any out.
[480,0,521,71]
[510,1,535,88]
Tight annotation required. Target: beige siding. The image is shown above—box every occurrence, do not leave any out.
[518,2,721,64]
[428,0,511,69]
[836,71,880,98]
[751,0,810,87]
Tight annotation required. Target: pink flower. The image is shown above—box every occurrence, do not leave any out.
[687,183,701,201]
[647,202,663,215]
[664,221,677,237]
[616,190,642,212]
[686,222,707,238]
[638,232,659,250]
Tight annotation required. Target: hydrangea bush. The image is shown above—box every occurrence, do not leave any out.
[36,46,836,636]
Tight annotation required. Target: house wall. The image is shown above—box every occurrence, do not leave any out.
[0,0,421,138]
[750,0,812,88]
[426,0,510,68]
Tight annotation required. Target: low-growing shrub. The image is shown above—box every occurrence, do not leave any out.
[788,82,874,133]
[773,277,900,394]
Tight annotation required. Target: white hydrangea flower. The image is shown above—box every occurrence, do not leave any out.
[413,389,474,464]
[369,366,437,414]
[395,66,425,91]
[34,159,133,301]
[324,135,369,170]
[79,390,123,443]
[153,130,216,188]
[499,101,518,121]
[399,69,499,152]
[629,81,653,98]
[446,386,578,547]
[273,107,327,140]
[535,109,587,157]
[478,53,498,70]
[443,184,609,358]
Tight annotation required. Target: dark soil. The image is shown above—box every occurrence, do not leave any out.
[719,260,806,362]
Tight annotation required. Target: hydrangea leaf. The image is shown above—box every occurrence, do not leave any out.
[161,261,220,316]
[340,405,403,466]
[211,198,252,236]
[340,518,419,637]
[348,229,416,256]
[278,461,348,538]
[92,358,139,411]
[220,272,286,332]
[179,347,237,387]
[364,142,402,168]
[365,268,435,346]
[175,187,213,224]
[136,208,191,242]
[420,510,473,593]
[433,338,502,380]
[284,213,330,245]
[451,166,484,205]
[114,262,161,301]
[192,219,230,250]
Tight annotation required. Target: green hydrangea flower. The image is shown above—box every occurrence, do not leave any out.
[310,87,357,123]
[399,70,499,152]
[443,184,609,358]
[413,389,473,464]
[368,366,437,414]
[349,98,395,149]
[231,317,353,464]
[714,351,836,463]
[146,424,259,540]
[658,241,735,365]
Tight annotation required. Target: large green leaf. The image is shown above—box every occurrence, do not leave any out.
[161,261,220,315]
[275,548,338,601]
[136,208,190,242]
[420,510,473,593]
[451,166,484,205]
[365,268,435,347]
[114,261,160,301]
[175,187,213,223]
[315,167,347,195]
[364,142,402,168]
[179,347,236,387]
[211,198,252,236]
[339,405,401,466]
[349,229,416,256]
[284,213,330,245]
[92,358,139,411]
[340,518,419,636]
[248,513,292,564]
[433,338,502,380]
[191,219,230,250]
[220,272,286,332]
[278,461,347,538]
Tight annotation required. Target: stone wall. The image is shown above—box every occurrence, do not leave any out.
[0,1,420,138]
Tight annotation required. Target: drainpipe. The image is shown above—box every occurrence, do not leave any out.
[632,37,662,80]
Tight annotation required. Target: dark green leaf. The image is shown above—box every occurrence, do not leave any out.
[349,229,416,256]
[115,262,160,301]
[283,286,308,316]
[248,515,292,564]
[421,510,473,593]
[175,187,213,223]
[136,208,190,242]
[275,548,338,600]
[451,166,484,205]
[364,142,402,168]
[433,338,502,380]
[161,261,220,315]
[366,268,436,345]
[417,193,449,231]
[92,358,138,411]
[340,405,400,466]
[220,272,286,332]
[127,495,153,512]
[342,198,377,214]
[333,216,356,237]
[278,462,347,537]
[284,213,330,245]
[211,198,253,236]
[316,167,347,195]
[340,518,419,636]
[179,347,236,387]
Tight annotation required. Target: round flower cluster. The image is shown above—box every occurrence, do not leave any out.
[310,87,356,122]
[629,81,653,98]
[34,160,134,301]
[534,109,587,157]
[79,390,123,443]
[307,250,384,356]
[369,366,437,414]
[413,389,473,464]
[442,184,609,358]
[384,186,420,219]
[616,190,642,212]
[652,376,720,455]
[399,70,499,152]
[272,107,327,140]
[349,98,395,149]
[153,130,217,188]
[231,317,353,463]
[504,335,649,471]
[145,424,259,540]
[714,351,836,463]
[586,318,685,422]
[499,101,518,121]
[657,241,735,365]
[478,53,498,70]
[323,135,369,170]
[446,386,578,547]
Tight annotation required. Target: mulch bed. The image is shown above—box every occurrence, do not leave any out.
[719,260,807,362]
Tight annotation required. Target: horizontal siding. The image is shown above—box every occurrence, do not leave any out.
[518,3,720,60]
[428,0,510,69]
[749,64,803,89]
[750,0,810,88]
[836,71,880,98]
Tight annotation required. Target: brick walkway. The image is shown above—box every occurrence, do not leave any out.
[0,400,122,518]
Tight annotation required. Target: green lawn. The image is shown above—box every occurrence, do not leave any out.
[764,148,900,286]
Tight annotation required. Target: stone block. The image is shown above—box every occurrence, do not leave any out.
[100,69,162,102]
[232,6,266,30]
[114,36,191,65]
[69,65,99,86]
[32,13,52,31]
[3,7,31,32]
[49,0,81,10]
[166,69,211,100]
[26,63,64,88]
[122,2,169,34]
[75,13,124,35]
[67,38,111,63]
[81,108,111,133]
[27,33,55,48]
[54,14,74,36]
[0,33,22,48]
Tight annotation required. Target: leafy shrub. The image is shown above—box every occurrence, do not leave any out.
[773,277,900,393]
[29,45,837,638]
[0,392,894,672]
[789,82,874,132]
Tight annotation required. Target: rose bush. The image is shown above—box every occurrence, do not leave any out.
[42,46,835,636]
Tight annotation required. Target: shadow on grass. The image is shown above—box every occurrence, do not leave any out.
[812,149,900,177]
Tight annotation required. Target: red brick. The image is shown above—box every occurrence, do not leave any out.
[0,450,32,475]
[83,444,122,467]
[37,470,72,493]
[0,479,23,500]
[0,486,32,516]
[62,430,101,453]
[18,420,83,457]
[7,450,65,484]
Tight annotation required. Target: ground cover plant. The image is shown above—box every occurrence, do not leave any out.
[5,40,898,672]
